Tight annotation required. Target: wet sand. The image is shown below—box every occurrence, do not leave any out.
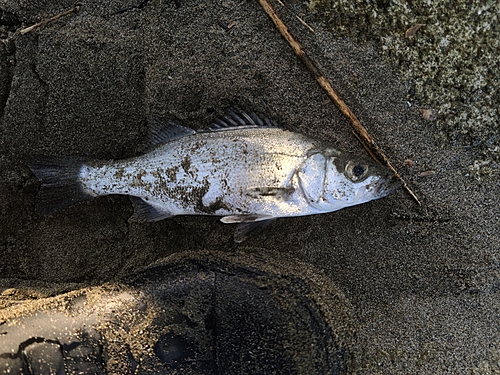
[0,0,499,373]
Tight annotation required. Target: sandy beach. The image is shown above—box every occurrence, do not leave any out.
[0,0,498,373]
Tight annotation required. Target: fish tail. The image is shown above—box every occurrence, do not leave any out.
[28,156,96,214]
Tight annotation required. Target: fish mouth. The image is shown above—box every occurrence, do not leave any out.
[375,173,402,197]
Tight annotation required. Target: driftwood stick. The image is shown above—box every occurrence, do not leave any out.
[21,5,80,34]
[257,0,420,205]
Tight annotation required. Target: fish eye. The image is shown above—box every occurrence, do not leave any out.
[345,161,369,182]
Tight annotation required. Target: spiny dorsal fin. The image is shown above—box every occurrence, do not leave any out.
[200,109,281,133]
[143,111,280,151]
[144,118,196,152]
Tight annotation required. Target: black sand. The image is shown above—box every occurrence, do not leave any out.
[0,1,498,373]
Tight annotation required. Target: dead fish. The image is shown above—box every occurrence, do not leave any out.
[29,110,399,242]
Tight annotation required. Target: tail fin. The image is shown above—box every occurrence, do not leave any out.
[28,156,95,214]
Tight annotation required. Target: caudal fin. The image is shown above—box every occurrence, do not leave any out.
[29,156,95,214]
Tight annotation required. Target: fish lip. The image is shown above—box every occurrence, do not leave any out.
[375,174,402,197]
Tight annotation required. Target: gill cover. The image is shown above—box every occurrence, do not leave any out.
[297,152,327,210]
[298,152,372,211]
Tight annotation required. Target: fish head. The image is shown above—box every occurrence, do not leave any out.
[321,153,400,210]
[298,150,399,212]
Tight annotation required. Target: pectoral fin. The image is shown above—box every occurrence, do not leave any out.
[245,187,294,200]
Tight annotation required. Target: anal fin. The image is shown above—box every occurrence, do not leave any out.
[129,196,173,222]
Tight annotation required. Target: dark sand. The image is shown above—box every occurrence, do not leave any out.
[0,0,498,373]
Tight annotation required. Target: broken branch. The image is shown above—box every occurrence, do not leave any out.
[21,5,80,34]
[257,0,420,205]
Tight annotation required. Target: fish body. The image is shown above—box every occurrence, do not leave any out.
[30,111,398,241]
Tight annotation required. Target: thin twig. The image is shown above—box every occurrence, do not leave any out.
[296,15,315,33]
[20,5,80,34]
[257,0,420,205]
[352,131,379,162]
[275,0,315,33]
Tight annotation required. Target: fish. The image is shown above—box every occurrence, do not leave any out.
[29,110,399,242]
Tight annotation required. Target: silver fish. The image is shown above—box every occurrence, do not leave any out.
[29,111,398,242]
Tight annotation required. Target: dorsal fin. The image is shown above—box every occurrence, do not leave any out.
[200,110,281,133]
[143,118,196,152]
